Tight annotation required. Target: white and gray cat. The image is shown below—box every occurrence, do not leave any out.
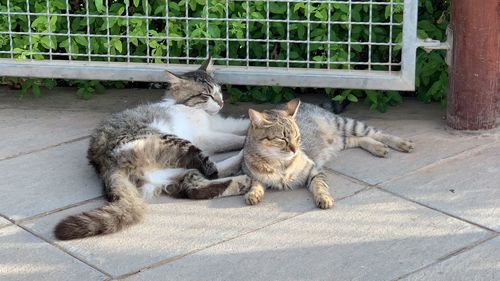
[54,57,250,240]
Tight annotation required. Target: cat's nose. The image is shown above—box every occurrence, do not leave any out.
[289,145,297,153]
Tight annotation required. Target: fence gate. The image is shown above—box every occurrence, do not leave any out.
[0,0,418,91]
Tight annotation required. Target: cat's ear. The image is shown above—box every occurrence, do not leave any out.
[248,109,271,128]
[284,98,301,118]
[164,70,184,85]
[198,56,214,75]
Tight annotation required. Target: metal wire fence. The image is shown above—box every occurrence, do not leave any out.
[0,0,418,90]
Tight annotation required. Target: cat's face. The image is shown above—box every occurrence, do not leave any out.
[247,99,301,160]
[164,57,224,114]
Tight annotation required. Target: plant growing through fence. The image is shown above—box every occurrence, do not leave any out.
[0,0,449,111]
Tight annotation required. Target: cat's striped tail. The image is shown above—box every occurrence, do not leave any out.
[54,170,146,240]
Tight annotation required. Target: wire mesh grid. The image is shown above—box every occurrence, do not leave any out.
[0,0,417,90]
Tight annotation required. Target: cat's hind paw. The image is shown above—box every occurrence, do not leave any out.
[396,139,415,153]
[372,144,390,158]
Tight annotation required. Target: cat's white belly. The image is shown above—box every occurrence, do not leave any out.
[149,105,211,143]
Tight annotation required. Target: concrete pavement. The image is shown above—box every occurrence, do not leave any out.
[0,87,498,280]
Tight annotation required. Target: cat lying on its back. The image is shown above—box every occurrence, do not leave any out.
[54,57,252,240]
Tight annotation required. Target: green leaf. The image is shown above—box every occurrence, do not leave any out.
[95,0,103,12]
[332,95,345,102]
[113,40,122,53]
[43,79,57,90]
[133,0,140,8]
[271,92,283,104]
[347,94,358,102]
[32,84,41,97]
[283,90,295,101]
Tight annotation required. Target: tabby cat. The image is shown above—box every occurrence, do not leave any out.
[54,57,251,240]
[241,99,414,208]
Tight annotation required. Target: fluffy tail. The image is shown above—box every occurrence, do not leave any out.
[54,171,146,240]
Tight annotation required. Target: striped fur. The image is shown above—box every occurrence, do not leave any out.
[242,99,334,209]
[296,102,415,167]
[241,98,414,209]
[54,57,250,240]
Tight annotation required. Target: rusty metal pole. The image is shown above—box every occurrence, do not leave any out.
[447,0,499,130]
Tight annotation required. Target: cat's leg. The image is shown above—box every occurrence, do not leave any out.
[163,169,252,199]
[306,169,334,209]
[215,150,244,177]
[345,136,389,157]
[369,132,415,153]
[197,132,246,154]
[245,180,265,205]
[208,115,249,135]
[158,135,219,179]
[332,115,414,153]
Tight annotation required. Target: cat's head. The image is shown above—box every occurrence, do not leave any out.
[247,99,301,160]
[164,56,223,114]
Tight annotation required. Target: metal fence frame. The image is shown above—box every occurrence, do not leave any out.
[0,0,418,91]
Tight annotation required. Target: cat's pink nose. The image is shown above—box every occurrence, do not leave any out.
[289,145,297,153]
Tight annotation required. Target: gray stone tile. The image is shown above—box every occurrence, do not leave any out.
[21,173,366,277]
[0,217,11,228]
[0,225,107,281]
[402,236,500,281]
[0,140,102,220]
[357,118,447,138]
[0,108,106,160]
[0,87,163,113]
[127,189,490,281]
[343,98,446,121]
[327,130,495,185]
[382,143,500,231]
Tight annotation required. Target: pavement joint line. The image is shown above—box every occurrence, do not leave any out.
[114,187,374,279]
[375,139,498,187]
[0,135,91,162]
[391,233,499,281]
[324,167,374,188]
[0,196,112,280]
[0,213,15,229]
[13,223,113,278]
[328,168,499,234]
[14,196,104,225]
[376,187,499,234]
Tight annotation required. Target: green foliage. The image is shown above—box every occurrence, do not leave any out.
[0,0,449,109]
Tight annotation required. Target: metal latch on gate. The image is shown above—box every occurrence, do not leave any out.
[417,26,452,66]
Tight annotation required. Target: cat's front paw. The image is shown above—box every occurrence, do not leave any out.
[315,194,334,209]
[397,139,415,153]
[245,189,264,205]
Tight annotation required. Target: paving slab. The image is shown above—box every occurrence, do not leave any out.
[126,189,489,281]
[0,225,107,281]
[0,87,163,113]
[343,98,446,121]
[21,172,366,277]
[327,130,495,185]
[0,139,102,221]
[357,118,447,138]
[402,236,500,281]
[0,108,106,160]
[382,143,500,232]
